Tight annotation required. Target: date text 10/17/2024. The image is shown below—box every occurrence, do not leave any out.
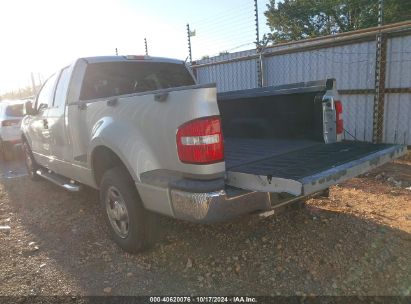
[149,297,258,303]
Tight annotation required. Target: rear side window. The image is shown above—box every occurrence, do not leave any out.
[5,104,24,117]
[54,67,71,108]
[79,61,195,100]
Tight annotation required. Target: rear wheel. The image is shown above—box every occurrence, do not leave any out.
[22,140,39,181]
[100,166,157,253]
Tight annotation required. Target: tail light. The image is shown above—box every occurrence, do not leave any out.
[335,100,343,135]
[2,119,20,127]
[176,116,224,164]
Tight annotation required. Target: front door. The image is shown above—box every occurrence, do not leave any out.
[28,73,59,169]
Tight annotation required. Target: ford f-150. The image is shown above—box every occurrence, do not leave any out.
[21,55,407,252]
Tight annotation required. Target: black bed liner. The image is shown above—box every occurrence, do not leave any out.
[224,138,320,170]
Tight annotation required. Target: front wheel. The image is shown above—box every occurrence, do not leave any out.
[100,166,157,253]
[22,140,39,181]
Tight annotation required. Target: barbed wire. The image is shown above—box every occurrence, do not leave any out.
[194,12,255,31]
[194,2,253,26]
[186,0,256,60]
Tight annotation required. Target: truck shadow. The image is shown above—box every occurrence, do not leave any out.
[1,162,410,295]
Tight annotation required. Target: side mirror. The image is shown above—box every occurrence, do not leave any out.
[38,103,48,113]
[25,101,37,115]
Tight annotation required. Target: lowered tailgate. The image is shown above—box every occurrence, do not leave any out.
[226,141,407,196]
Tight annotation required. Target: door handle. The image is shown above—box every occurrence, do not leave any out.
[43,119,49,129]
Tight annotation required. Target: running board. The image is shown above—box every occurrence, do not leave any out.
[36,169,81,192]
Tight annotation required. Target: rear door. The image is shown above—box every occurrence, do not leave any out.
[47,66,72,174]
[226,141,407,196]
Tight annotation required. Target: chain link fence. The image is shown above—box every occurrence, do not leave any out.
[192,23,411,145]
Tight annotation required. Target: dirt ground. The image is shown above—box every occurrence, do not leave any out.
[0,152,410,296]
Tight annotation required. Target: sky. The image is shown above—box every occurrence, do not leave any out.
[0,0,271,95]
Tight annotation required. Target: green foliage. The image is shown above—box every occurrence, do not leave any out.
[264,0,411,42]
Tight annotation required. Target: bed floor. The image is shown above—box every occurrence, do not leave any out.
[224,137,320,170]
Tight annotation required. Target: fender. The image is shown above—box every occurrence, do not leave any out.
[88,116,161,183]
[21,116,35,150]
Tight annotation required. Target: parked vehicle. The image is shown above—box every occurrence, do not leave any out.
[0,100,26,160]
[21,55,407,252]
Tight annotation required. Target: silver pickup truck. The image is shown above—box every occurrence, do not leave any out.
[21,55,407,252]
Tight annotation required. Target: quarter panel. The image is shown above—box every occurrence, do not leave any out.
[77,86,225,186]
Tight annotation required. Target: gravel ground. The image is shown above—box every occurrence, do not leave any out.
[0,152,410,296]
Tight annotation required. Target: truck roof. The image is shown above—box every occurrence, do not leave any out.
[81,55,185,65]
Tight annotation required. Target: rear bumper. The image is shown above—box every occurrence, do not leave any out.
[170,187,272,223]
[170,187,327,223]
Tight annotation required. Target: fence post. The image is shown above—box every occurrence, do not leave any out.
[372,33,387,144]
[144,38,148,55]
[187,24,193,64]
[372,0,387,143]
[372,0,387,144]
[254,0,263,88]
[254,0,259,45]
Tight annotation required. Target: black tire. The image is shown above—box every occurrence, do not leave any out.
[1,141,14,161]
[22,140,39,181]
[100,166,157,253]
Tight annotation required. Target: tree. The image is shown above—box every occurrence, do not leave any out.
[264,0,411,42]
[0,86,39,101]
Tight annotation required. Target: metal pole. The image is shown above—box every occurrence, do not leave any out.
[378,0,384,27]
[259,52,265,87]
[144,38,148,55]
[372,0,386,143]
[255,0,263,87]
[187,23,193,64]
[254,0,259,44]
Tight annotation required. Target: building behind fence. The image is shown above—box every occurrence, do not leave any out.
[191,22,411,146]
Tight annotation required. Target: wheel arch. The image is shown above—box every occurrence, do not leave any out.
[91,145,137,188]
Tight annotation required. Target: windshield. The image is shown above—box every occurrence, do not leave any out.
[5,104,24,117]
[80,61,195,100]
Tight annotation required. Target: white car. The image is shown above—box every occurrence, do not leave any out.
[0,100,26,160]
